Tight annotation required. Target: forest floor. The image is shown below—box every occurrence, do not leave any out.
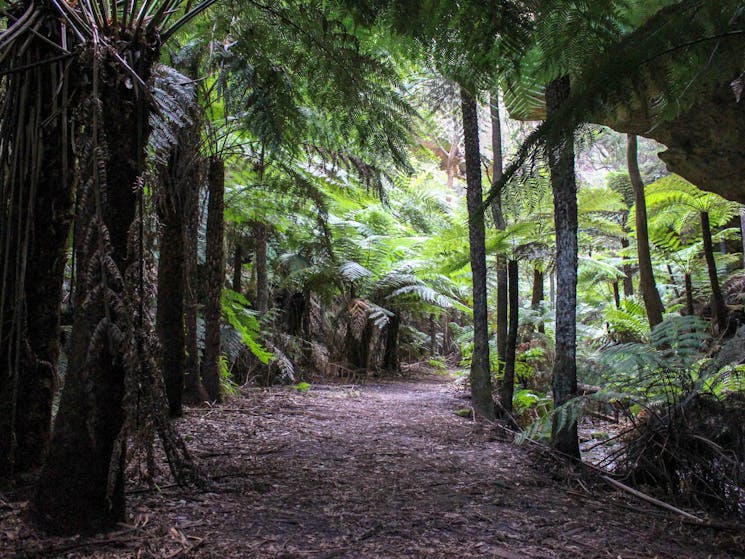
[2,371,744,558]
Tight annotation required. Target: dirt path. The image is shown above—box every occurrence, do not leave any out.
[3,374,743,558]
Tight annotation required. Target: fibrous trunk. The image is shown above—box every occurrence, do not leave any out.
[201,157,225,403]
[461,87,495,421]
[33,33,159,533]
[254,222,269,315]
[500,260,519,416]
[0,8,74,475]
[546,76,580,460]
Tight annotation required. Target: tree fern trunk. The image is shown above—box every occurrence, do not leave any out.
[0,14,75,475]
[684,273,695,316]
[701,211,727,333]
[546,76,580,460]
[232,243,243,293]
[620,237,634,297]
[531,267,545,334]
[33,37,159,533]
[201,156,225,403]
[461,87,495,421]
[182,157,207,405]
[500,260,519,415]
[628,134,664,328]
[490,91,509,383]
[254,221,269,315]
[157,172,186,418]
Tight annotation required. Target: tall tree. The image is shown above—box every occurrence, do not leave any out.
[546,76,580,460]
[461,87,496,421]
[490,91,509,391]
[627,134,664,328]
[202,156,226,403]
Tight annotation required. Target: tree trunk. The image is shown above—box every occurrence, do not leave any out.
[201,157,225,403]
[612,282,621,308]
[740,207,745,270]
[0,17,75,475]
[701,211,727,333]
[500,260,519,415]
[182,157,207,405]
[684,273,695,316]
[531,267,545,334]
[383,314,400,373]
[232,243,243,293]
[461,87,495,421]
[628,134,664,328]
[490,91,509,381]
[33,38,160,533]
[254,222,269,315]
[620,237,634,297]
[429,313,437,356]
[546,76,580,460]
[157,160,186,418]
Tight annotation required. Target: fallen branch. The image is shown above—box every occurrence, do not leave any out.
[600,475,704,522]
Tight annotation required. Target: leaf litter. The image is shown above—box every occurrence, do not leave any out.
[2,373,743,558]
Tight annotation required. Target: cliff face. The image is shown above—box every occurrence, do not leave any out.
[604,79,745,203]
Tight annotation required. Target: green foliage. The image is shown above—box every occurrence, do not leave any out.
[221,289,273,365]
[219,354,240,396]
[292,381,312,393]
[604,299,649,343]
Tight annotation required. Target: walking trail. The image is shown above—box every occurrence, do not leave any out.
[3,373,743,558]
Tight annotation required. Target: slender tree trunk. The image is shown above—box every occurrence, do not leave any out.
[701,211,727,332]
[531,267,545,334]
[232,243,243,293]
[182,156,207,405]
[490,91,509,383]
[33,38,160,533]
[201,157,225,403]
[157,170,186,417]
[500,260,519,415]
[628,134,664,328]
[684,273,695,315]
[612,282,621,308]
[620,237,634,297]
[461,87,495,421]
[254,222,269,315]
[740,207,745,270]
[429,313,436,356]
[546,76,580,460]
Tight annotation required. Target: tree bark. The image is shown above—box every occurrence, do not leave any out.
[157,157,186,418]
[182,157,207,405]
[500,260,519,415]
[490,91,509,382]
[684,273,695,316]
[201,157,225,403]
[700,211,727,333]
[0,16,75,475]
[32,36,160,533]
[620,237,634,297]
[253,222,269,315]
[531,267,545,334]
[232,243,243,293]
[740,207,745,270]
[627,134,665,328]
[461,87,495,421]
[383,314,400,373]
[546,76,580,460]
